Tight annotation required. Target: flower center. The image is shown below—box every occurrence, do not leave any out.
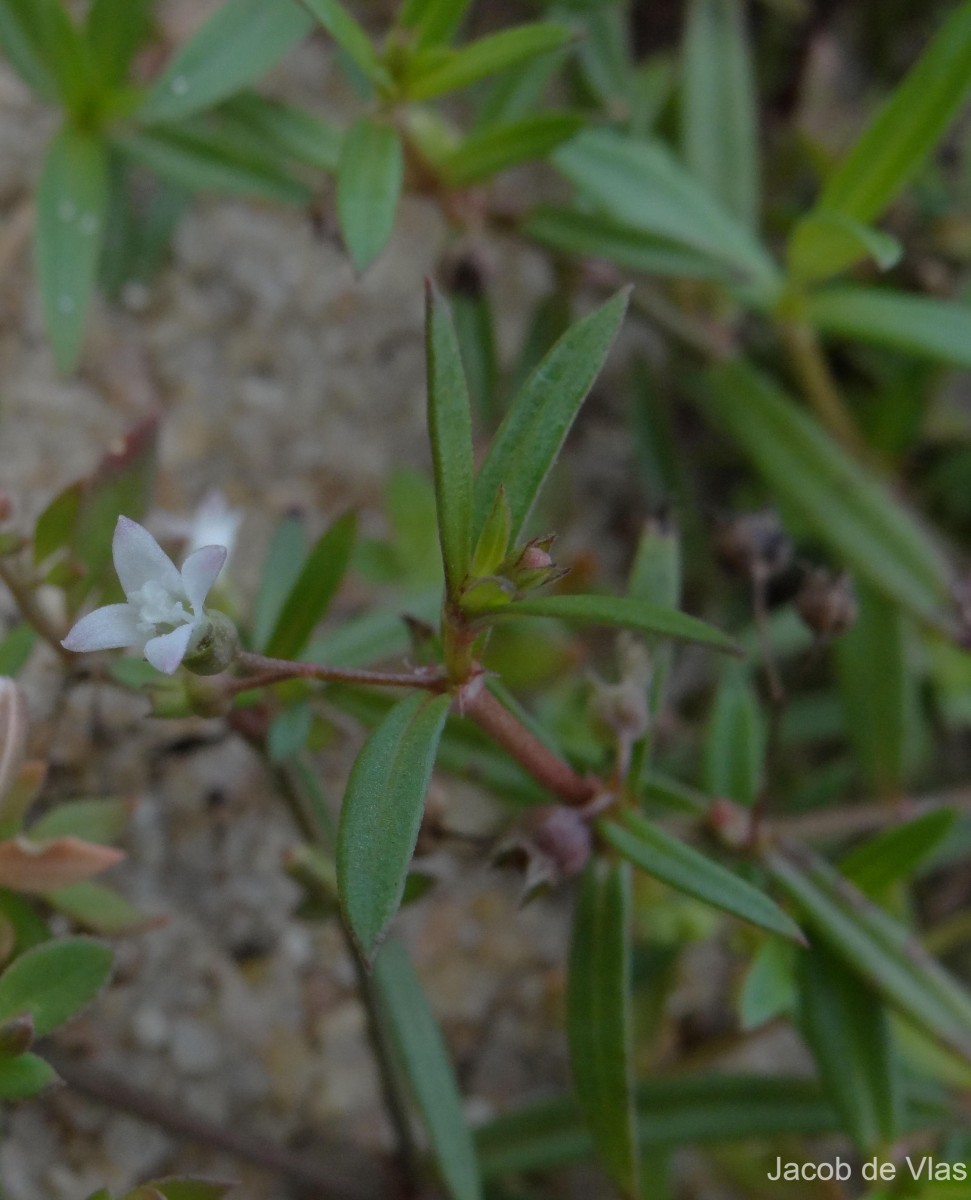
[129,580,191,634]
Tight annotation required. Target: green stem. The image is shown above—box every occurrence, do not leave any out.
[779,320,871,459]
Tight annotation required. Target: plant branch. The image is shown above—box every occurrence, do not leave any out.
[766,786,971,842]
[779,320,871,459]
[232,651,447,695]
[462,687,597,806]
[45,1050,398,1200]
[0,559,71,661]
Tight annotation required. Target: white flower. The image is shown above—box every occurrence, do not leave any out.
[62,516,227,675]
[154,489,243,562]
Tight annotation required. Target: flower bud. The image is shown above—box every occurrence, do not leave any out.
[714,510,792,582]
[494,805,592,902]
[796,569,858,639]
[181,610,240,676]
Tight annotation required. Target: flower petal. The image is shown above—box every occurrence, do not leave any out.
[113,515,182,599]
[181,544,228,614]
[62,604,142,653]
[143,624,195,674]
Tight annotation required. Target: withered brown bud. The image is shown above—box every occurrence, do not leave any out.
[494,805,592,902]
[796,569,858,639]
[714,510,793,582]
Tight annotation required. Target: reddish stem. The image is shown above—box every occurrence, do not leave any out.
[232,651,446,695]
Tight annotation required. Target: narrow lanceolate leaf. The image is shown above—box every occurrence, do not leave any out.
[703,360,954,629]
[338,692,451,958]
[681,0,759,231]
[552,130,780,301]
[567,859,639,1197]
[115,126,310,204]
[130,1181,234,1200]
[426,281,475,596]
[476,1074,841,1176]
[302,0,390,87]
[437,112,583,187]
[336,118,403,272]
[253,513,306,651]
[600,811,803,942]
[0,1053,57,1099]
[0,937,112,1035]
[138,0,313,124]
[703,664,765,806]
[835,580,919,797]
[768,846,971,1063]
[85,0,151,87]
[36,129,109,372]
[405,23,573,101]
[807,286,971,369]
[839,810,955,897]
[0,0,61,98]
[473,289,629,541]
[525,206,731,282]
[815,2,971,224]
[398,0,473,49]
[218,92,343,173]
[371,938,483,1200]
[797,941,897,1150]
[787,212,901,284]
[264,512,356,660]
[480,593,739,656]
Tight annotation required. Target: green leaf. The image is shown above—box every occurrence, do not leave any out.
[85,0,151,87]
[768,847,971,1063]
[839,810,956,897]
[336,118,403,272]
[834,580,920,796]
[337,692,451,958]
[473,289,629,541]
[138,0,313,124]
[437,112,583,187]
[0,625,36,677]
[806,286,971,368]
[571,4,634,111]
[815,2,971,224]
[46,881,153,936]
[479,593,739,656]
[115,125,309,204]
[252,513,307,651]
[405,22,573,101]
[681,0,758,230]
[218,92,342,172]
[35,128,109,372]
[264,512,356,660]
[476,1074,842,1176]
[525,205,731,281]
[398,0,473,49]
[797,941,898,1150]
[302,0,389,87]
[0,1052,57,1099]
[267,700,313,762]
[470,488,511,579]
[130,1181,234,1200]
[787,212,901,284]
[552,130,780,300]
[0,937,112,1035]
[739,937,796,1030]
[600,811,803,941]
[29,798,128,845]
[0,0,60,98]
[703,664,764,806]
[1,0,94,112]
[702,359,954,629]
[567,859,639,1196]
[426,281,475,596]
[0,891,50,957]
[370,937,483,1200]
